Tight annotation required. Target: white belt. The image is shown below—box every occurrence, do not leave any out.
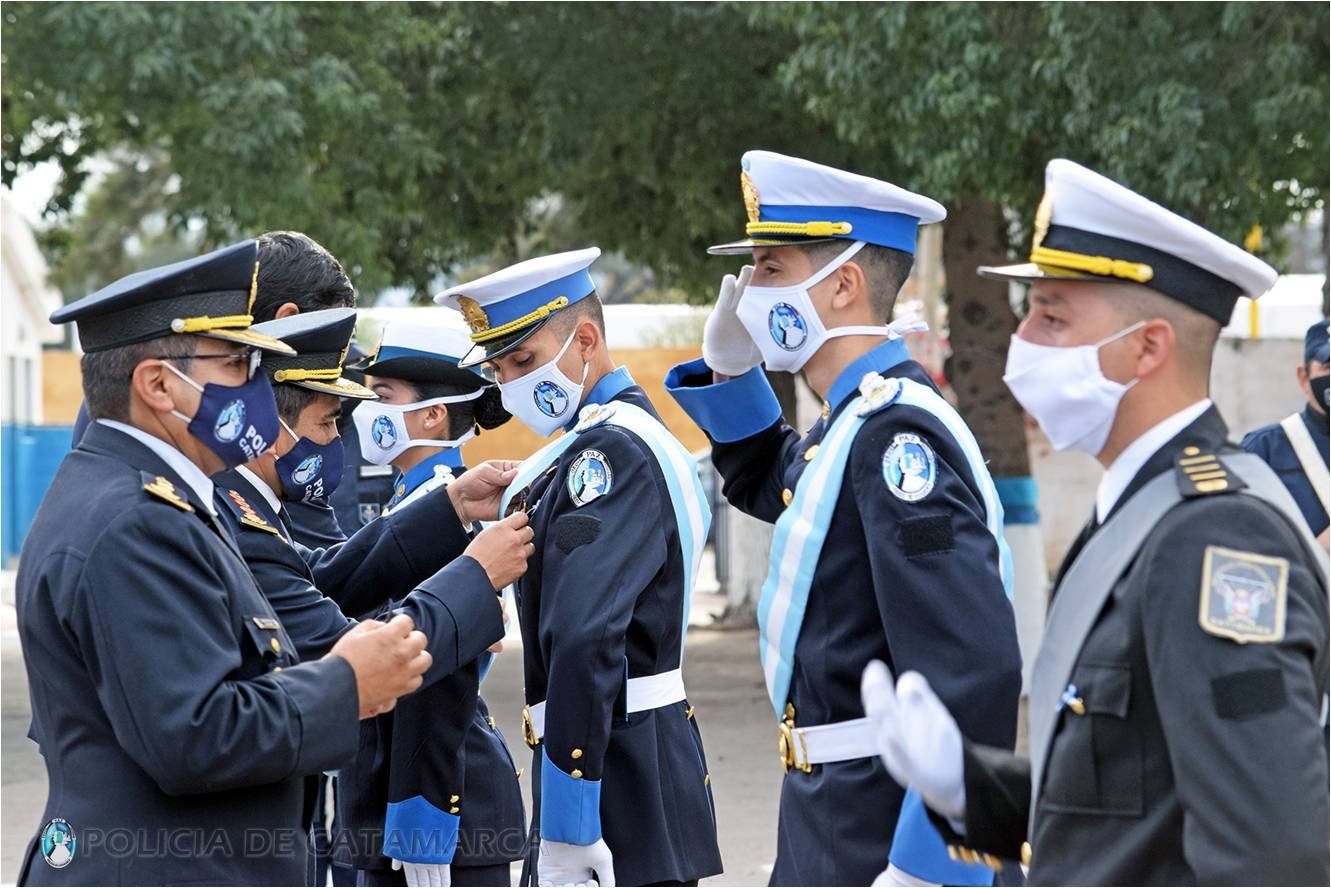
[522,668,687,746]
[778,716,877,773]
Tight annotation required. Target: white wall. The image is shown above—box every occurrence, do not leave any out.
[1,193,63,425]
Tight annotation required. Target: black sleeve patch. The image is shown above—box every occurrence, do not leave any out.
[899,514,955,557]
[555,514,602,554]
[1211,668,1287,721]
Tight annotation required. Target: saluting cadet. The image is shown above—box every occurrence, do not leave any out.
[863,160,1330,885]
[1242,319,1330,547]
[340,321,527,888]
[17,241,437,885]
[664,151,1022,887]
[436,248,722,887]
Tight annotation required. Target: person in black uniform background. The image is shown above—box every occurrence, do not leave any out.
[17,241,437,885]
[863,160,1329,886]
[343,320,526,887]
[1242,319,1330,548]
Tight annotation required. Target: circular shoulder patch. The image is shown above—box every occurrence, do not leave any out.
[882,433,936,502]
[567,449,613,506]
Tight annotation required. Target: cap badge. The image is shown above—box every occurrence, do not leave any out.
[741,170,761,224]
[1032,191,1053,250]
[458,296,490,334]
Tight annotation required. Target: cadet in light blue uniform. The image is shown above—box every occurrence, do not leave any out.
[341,321,526,887]
[665,152,1022,886]
[437,249,722,887]
[1242,319,1330,540]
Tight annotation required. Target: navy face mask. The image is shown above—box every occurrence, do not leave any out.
[1310,373,1329,417]
[164,361,281,469]
[274,420,345,503]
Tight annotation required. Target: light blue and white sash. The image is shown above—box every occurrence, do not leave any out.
[499,400,712,659]
[756,373,1013,719]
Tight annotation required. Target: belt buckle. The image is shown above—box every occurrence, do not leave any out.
[521,705,539,749]
[777,721,812,774]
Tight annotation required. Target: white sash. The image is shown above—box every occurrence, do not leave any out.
[1279,412,1330,516]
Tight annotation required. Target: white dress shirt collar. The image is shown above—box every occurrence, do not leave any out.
[97,419,218,515]
[233,464,283,516]
[1095,399,1212,523]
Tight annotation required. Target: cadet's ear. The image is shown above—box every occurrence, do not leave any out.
[274,302,301,320]
[421,402,449,432]
[131,359,178,414]
[574,317,601,359]
[1134,318,1176,380]
[829,260,869,314]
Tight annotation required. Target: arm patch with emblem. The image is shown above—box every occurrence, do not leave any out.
[555,514,602,553]
[1198,545,1288,644]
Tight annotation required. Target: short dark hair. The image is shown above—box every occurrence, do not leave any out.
[252,231,356,323]
[545,293,606,339]
[82,335,196,422]
[273,384,323,427]
[800,241,914,322]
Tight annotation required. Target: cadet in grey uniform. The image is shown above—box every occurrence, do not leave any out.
[862,160,1329,886]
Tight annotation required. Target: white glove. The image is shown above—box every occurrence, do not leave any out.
[538,837,615,887]
[861,661,966,821]
[701,265,762,376]
[391,858,451,887]
[872,863,941,886]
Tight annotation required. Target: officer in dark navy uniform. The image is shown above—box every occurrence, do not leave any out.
[665,152,1021,887]
[437,249,723,887]
[864,160,1329,885]
[342,320,526,887]
[208,309,530,888]
[1242,319,1330,545]
[16,241,438,886]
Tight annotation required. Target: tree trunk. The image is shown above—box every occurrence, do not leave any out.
[942,195,1031,478]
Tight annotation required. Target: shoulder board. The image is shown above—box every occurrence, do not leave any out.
[219,487,282,535]
[854,372,903,418]
[141,471,194,513]
[1175,447,1248,498]
[574,401,618,433]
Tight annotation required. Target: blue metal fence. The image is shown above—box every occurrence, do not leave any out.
[2,424,75,567]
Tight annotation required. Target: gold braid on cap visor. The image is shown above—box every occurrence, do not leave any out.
[272,366,343,383]
[469,296,569,343]
[744,221,854,239]
[1030,245,1154,284]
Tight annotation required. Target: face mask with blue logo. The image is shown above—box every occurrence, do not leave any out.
[164,361,280,469]
[351,393,481,466]
[737,240,904,374]
[274,418,345,503]
[497,329,589,437]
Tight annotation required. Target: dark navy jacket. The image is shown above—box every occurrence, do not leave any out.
[511,368,722,886]
[1242,404,1329,535]
[666,343,1022,886]
[211,468,507,872]
[17,422,359,886]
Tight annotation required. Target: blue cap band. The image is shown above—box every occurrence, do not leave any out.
[483,268,596,331]
[759,204,921,254]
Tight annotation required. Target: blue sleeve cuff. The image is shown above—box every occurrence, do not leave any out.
[663,358,782,444]
[383,795,461,864]
[993,475,1039,526]
[888,791,994,885]
[539,746,602,845]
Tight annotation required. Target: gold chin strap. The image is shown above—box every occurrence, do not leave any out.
[1030,245,1154,284]
[273,366,343,383]
[171,314,254,334]
[471,296,569,344]
[745,220,853,239]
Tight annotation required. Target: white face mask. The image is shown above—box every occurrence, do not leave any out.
[497,330,589,438]
[737,240,899,373]
[1002,321,1145,455]
[352,393,481,466]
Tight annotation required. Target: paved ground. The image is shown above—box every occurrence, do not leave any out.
[0,580,781,886]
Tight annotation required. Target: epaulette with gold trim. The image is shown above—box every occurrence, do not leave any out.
[141,472,194,512]
[219,488,282,535]
[1175,447,1247,498]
